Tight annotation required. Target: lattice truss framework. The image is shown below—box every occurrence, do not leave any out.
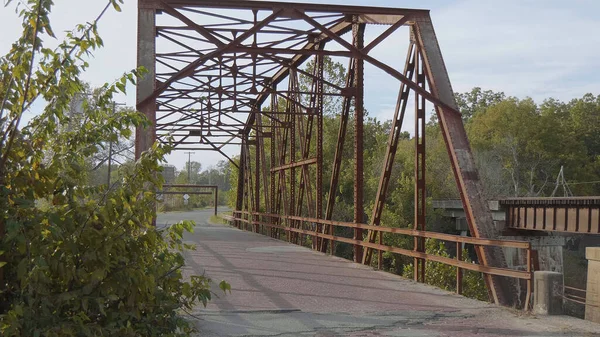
[136,0,518,307]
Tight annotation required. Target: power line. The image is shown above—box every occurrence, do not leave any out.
[567,180,600,186]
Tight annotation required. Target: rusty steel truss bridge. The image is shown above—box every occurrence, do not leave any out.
[135,0,545,308]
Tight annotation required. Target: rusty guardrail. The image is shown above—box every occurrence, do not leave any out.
[226,210,534,309]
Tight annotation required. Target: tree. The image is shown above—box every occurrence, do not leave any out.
[67,86,137,186]
[568,94,600,158]
[403,240,488,301]
[179,161,202,184]
[467,96,591,197]
[455,87,506,121]
[0,1,228,335]
[299,56,347,116]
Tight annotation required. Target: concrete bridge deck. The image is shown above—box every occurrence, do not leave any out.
[158,210,600,337]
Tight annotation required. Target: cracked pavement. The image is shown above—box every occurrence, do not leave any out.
[158,210,600,337]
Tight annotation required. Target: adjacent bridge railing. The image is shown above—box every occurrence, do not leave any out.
[500,197,600,234]
[159,184,219,215]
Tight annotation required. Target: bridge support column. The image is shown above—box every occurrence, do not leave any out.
[586,247,600,323]
[501,236,565,274]
[533,271,563,315]
[135,1,156,159]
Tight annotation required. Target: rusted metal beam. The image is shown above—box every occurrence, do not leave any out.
[289,70,298,243]
[228,212,533,282]
[161,0,429,18]
[362,41,416,265]
[256,105,270,223]
[352,21,365,263]
[243,20,353,135]
[363,15,412,54]
[270,85,278,237]
[135,5,157,159]
[138,0,523,308]
[235,138,245,229]
[413,15,514,307]
[321,56,355,254]
[293,51,322,247]
[413,47,426,283]
[254,111,261,233]
[315,53,325,250]
[140,9,283,108]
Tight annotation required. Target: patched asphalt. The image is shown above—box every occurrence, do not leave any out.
[157,210,600,337]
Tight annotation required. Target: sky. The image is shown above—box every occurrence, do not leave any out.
[1,0,599,170]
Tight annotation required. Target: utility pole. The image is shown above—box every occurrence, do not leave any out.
[184,151,195,183]
[107,141,113,186]
[107,101,127,186]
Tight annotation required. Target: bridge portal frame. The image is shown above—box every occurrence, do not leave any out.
[136,0,523,307]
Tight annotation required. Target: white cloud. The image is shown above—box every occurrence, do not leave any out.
[2,0,599,169]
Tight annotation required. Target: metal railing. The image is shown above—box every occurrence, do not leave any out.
[564,286,587,306]
[225,210,534,309]
[159,184,219,215]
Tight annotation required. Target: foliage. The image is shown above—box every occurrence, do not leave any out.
[455,87,506,121]
[0,1,228,335]
[466,94,598,197]
[402,240,488,301]
[64,84,137,187]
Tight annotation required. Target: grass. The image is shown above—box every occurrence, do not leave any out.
[209,213,229,225]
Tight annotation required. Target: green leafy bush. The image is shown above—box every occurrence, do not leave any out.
[0,1,228,335]
[403,239,488,301]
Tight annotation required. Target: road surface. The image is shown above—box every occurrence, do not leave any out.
[157,209,600,337]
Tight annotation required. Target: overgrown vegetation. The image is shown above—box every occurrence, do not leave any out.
[402,240,488,301]
[0,1,228,335]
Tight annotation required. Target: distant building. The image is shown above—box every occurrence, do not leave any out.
[161,166,176,184]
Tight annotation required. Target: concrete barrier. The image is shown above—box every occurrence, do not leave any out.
[533,271,563,315]
[586,247,600,323]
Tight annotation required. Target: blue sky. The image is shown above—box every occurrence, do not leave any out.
[1,0,599,169]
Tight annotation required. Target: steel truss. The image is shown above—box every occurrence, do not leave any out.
[137,0,525,307]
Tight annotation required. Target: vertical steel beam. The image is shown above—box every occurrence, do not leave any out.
[363,42,416,265]
[235,138,245,229]
[136,2,156,159]
[315,53,324,250]
[321,58,355,254]
[214,188,218,216]
[254,108,261,233]
[275,85,291,240]
[352,21,366,263]
[413,15,515,306]
[289,72,297,243]
[296,113,315,218]
[241,135,253,231]
[243,137,250,230]
[257,104,269,226]
[413,48,426,283]
[456,243,463,295]
[245,140,257,232]
[270,87,277,237]
[294,53,321,249]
